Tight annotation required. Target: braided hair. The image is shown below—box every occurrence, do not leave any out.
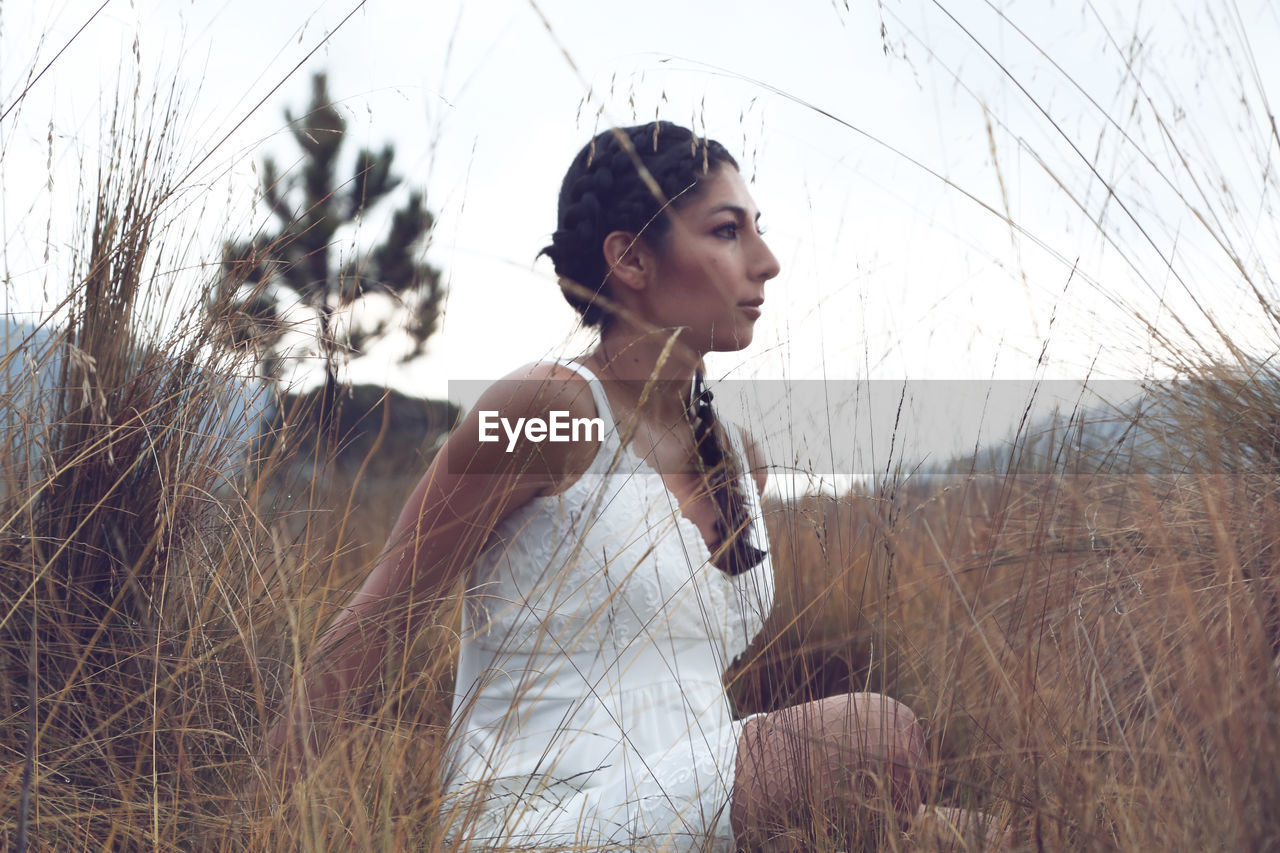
[688,369,768,577]
[540,122,764,576]
[539,121,738,329]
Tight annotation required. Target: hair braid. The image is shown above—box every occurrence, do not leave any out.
[689,370,767,577]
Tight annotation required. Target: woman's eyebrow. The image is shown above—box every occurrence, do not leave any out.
[705,203,761,221]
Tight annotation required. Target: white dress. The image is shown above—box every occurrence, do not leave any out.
[442,360,775,851]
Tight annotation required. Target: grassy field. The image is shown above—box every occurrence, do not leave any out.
[6,184,1280,849]
[5,7,1280,851]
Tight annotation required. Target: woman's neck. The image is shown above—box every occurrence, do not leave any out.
[586,324,702,423]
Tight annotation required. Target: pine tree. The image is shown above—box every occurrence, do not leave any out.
[217,72,443,422]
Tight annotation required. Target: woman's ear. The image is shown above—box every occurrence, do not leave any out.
[601,230,653,293]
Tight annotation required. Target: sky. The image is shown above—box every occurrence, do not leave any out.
[2,0,1278,491]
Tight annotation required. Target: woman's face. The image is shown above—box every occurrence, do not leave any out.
[637,164,781,352]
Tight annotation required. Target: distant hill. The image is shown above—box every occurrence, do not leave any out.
[1,317,271,491]
[261,384,459,480]
[922,378,1267,484]
[253,384,461,581]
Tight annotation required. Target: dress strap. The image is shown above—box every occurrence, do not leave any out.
[554,359,618,437]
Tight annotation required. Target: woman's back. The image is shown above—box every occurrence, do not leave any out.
[444,360,774,849]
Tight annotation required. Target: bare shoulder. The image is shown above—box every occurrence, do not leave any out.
[737,427,769,496]
[445,361,602,494]
[493,360,601,421]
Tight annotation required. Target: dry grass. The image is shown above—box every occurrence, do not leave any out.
[5,6,1280,851]
[745,421,1280,850]
[18,311,1280,851]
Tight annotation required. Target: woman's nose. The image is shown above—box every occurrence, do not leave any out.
[754,234,781,282]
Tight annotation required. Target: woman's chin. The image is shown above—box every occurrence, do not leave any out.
[714,329,754,352]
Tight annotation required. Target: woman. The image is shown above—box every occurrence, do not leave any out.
[269,122,990,851]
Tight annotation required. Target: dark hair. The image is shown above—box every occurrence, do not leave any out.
[689,370,767,577]
[539,121,738,328]
[543,122,762,577]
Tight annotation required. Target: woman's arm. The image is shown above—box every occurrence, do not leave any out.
[263,363,601,770]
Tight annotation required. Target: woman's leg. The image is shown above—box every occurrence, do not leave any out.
[730,692,927,851]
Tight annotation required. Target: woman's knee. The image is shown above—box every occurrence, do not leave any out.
[730,694,929,845]
[865,693,926,763]
[837,693,927,807]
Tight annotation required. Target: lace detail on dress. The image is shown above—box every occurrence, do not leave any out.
[444,361,774,851]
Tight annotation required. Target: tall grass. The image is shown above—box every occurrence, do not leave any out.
[0,93,276,848]
[4,4,1280,852]
[0,77,471,848]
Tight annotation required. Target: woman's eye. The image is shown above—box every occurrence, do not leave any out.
[714,223,738,239]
